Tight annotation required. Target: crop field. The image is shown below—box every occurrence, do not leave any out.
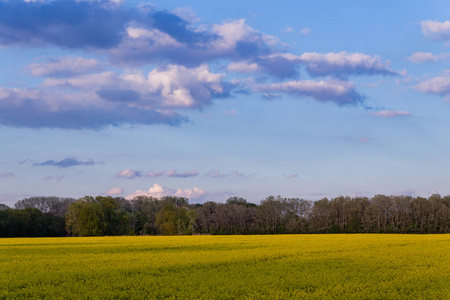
[0,235,449,299]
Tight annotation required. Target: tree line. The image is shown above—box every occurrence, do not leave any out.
[1,194,450,237]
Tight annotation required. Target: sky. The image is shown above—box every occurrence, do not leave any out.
[1,0,450,206]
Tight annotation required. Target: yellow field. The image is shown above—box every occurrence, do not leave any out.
[1,235,449,299]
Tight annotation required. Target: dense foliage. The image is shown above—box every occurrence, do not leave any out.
[1,235,449,298]
[1,194,450,237]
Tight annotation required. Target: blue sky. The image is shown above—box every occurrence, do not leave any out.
[1,0,450,205]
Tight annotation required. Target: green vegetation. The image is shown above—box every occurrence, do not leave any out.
[2,194,450,237]
[0,235,449,299]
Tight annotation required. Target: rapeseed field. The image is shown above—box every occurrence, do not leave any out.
[1,235,449,299]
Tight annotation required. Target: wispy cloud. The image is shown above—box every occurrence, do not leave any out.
[254,79,364,106]
[26,57,103,78]
[300,28,311,36]
[34,158,100,168]
[205,170,252,178]
[147,171,166,177]
[43,175,66,181]
[286,174,298,179]
[298,52,397,77]
[407,52,450,63]
[116,169,198,179]
[166,169,199,178]
[116,169,142,179]
[371,110,411,118]
[283,27,295,34]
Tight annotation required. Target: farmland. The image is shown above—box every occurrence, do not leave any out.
[1,235,449,299]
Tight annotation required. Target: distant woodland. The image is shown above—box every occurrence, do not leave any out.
[1,194,450,237]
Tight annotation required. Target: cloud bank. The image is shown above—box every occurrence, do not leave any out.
[126,183,205,200]
[0,0,399,129]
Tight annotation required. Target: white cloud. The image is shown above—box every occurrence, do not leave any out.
[125,27,180,47]
[106,187,124,196]
[371,110,411,118]
[111,18,271,67]
[0,63,229,129]
[421,20,450,44]
[145,65,225,109]
[407,52,438,63]
[211,19,260,52]
[126,183,205,200]
[174,187,205,199]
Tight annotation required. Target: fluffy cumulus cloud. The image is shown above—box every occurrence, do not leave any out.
[106,187,124,196]
[0,63,228,129]
[415,71,450,99]
[34,158,100,168]
[126,183,205,200]
[371,110,411,118]
[110,18,271,67]
[421,20,450,44]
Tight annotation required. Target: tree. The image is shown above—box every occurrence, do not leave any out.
[15,197,75,217]
[155,204,178,235]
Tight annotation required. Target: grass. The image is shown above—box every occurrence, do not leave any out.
[1,234,449,299]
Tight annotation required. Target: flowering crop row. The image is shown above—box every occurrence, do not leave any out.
[0,235,449,298]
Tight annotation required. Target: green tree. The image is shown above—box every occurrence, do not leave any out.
[155,204,178,235]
